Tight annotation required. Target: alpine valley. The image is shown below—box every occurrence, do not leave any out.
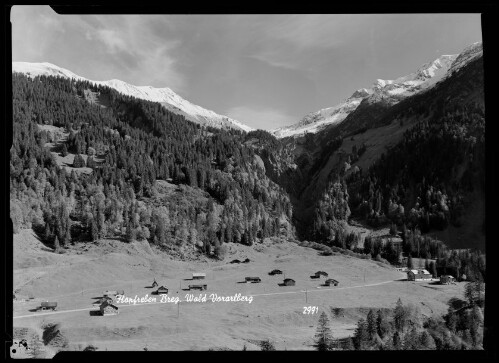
[11,40,485,260]
[11,41,486,352]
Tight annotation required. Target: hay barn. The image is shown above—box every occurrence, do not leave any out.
[100,301,119,316]
[192,273,206,280]
[245,277,261,283]
[325,279,339,286]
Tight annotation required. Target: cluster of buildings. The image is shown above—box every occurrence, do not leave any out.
[400,268,456,284]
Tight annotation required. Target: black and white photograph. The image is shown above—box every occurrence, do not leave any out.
[6,5,495,356]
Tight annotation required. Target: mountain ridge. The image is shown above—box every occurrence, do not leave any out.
[12,61,253,133]
[272,42,482,139]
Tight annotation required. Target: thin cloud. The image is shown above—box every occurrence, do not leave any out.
[95,29,128,54]
[12,7,186,92]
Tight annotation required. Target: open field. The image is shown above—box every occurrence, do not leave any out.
[13,229,466,352]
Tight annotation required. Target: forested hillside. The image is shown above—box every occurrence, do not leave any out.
[10,53,486,266]
[301,57,485,247]
[10,74,293,259]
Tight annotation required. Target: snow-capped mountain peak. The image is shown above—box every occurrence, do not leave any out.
[12,62,253,133]
[447,42,483,76]
[272,43,481,139]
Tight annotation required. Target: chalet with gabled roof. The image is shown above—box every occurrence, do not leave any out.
[407,269,432,281]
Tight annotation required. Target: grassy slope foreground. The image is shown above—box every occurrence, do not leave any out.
[13,230,465,352]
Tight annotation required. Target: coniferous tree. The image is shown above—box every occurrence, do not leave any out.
[315,312,333,351]
[44,221,52,242]
[341,337,355,350]
[419,331,436,350]
[353,318,369,350]
[86,156,95,168]
[394,298,407,332]
[54,235,61,253]
[259,340,276,351]
[392,331,402,350]
[403,327,421,350]
[366,309,377,340]
[376,309,391,338]
[61,143,68,157]
[73,154,85,168]
[89,218,99,241]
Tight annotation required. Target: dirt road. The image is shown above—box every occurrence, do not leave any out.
[14,279,397,319]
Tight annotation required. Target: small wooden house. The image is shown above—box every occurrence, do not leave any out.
[440,275,455,284]
[245,277,261,283]
[325,279,339,287]
[230,259,241,264]
[100,301,119,316]
[40,302,57,311]
[189,284,207,290]
[314,271,328,278]
[155,286,169,294]
[269,269,283,275]
[283,278,295,286]
[192,273,206,280]
[151,280,158,288]
[407,269,432,281]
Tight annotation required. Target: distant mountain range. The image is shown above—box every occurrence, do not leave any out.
[272,42,483,138]
[12,62,253,133]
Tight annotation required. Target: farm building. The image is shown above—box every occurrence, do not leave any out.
[151,279,158,288]
[39,302,57,311]
[440,275,456,284]
[283,278,295,286]
[189,284,207,290]
[325,279,339,287]
[245,277,261,283]
[100,301,119,316]
[396,267,408,272]
[155,286,169,294]
[269,269,283,275]
[314,271,328,278]
[407,269,432,281]
[230,259,241,264]
[192,273,206,280]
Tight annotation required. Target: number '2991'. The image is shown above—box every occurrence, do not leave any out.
[303,306,319,314]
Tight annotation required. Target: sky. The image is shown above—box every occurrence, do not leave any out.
[11,7,482,130]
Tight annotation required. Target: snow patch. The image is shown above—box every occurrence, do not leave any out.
[271,43,481,139]
[12,62,253,133]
